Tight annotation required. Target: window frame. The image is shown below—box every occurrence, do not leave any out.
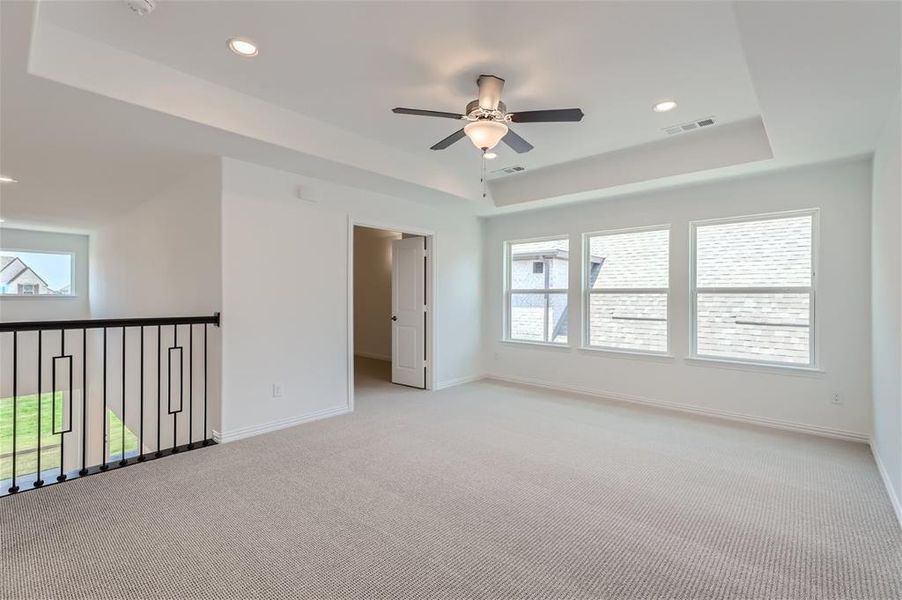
[581,224,671,356]
[690,208,819,369]
[0,247,77,299]
[503,234,571,346]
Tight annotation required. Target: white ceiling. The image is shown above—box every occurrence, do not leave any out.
[39,1,762,175]
[1,1,899,230]
[0,1,205,232]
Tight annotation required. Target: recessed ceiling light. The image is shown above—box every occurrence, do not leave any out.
[228,37,258,57]
[652,100,677,113]
[484,152,497,160]
[0,175,18,183]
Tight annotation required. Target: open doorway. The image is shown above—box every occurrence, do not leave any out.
[351,224,433,394]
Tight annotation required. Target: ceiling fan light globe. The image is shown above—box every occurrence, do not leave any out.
[464,120,508,151]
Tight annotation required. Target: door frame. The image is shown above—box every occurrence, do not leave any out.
[347,217,436,410]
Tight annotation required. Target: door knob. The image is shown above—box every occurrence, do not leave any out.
[391,316,398,321]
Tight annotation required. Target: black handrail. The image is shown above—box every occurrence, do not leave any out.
[0,312,220,333]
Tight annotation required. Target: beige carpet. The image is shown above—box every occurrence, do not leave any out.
[1,358,900,599]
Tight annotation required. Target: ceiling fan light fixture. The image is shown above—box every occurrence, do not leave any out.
[464,120,508,150]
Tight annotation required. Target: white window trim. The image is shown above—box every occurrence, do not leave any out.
[581,224,671,356]
[689,208,819,369]
[0,247,77,298]
[503,235,570,346]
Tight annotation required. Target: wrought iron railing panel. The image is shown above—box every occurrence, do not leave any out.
[0,313,219,496]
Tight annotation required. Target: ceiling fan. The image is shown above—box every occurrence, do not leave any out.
[392,75,584,155]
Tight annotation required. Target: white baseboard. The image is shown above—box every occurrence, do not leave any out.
[434,374,486,391]
[213,405,351,444]
[354,351,391,362]
[487,373,869,443]
[871,440,902,530]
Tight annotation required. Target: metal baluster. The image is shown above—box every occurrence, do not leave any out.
[120,327,126,466]
[80,328,87,477]
[57,329,67,482]
[156,325,161,458]
[172,324,179,453]
[188,324,193,449]
[34,330,43,488]
[100,328,108,471]
[8,332,18,494]
[138,327,145,462]
[203,324,209,445]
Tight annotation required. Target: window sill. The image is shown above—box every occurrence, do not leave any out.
[578,346,675,362]
[684,356,825,377]
[500,339,571,351]
[0,295,78,300]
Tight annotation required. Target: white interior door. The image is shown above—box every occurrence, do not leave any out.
[391,236,426,388]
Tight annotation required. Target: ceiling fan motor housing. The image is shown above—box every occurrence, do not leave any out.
[465,100,508,121]
[476,74,505,110]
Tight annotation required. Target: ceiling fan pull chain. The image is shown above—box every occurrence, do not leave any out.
[481,153,487,198]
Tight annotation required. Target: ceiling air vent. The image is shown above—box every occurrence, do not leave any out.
[491,165,527,175]
[664,116,716,136]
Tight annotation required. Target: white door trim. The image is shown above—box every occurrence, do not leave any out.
[347,217,436,411]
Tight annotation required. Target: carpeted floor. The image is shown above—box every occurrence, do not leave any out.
[1,358,900,599]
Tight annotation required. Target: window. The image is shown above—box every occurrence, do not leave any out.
[692,211,815,366]
[506,237,569,344]
[584,227,669,353]
[0,250,73,296]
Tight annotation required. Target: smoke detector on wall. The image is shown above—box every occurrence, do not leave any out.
[123,0,156,16]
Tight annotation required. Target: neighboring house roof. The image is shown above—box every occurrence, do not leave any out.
[0,256,50,287]
[513,249,570,261]
[512,250,603,264]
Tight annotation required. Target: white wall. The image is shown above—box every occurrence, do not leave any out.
[0,228,89,322]
[90,162,222,319]
[871,95,902,518]
[484,159,873,439]
[88,161,222,454]
[353,226,400,361]
[219,158,483,440]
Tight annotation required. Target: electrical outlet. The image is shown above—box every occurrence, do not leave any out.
[831,392,842,405]
[272,383,283,398]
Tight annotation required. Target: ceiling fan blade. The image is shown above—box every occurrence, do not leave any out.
[430,128,466,150]
[510,108,584,123]
[502,128,534,154]
[393,107,464,120]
